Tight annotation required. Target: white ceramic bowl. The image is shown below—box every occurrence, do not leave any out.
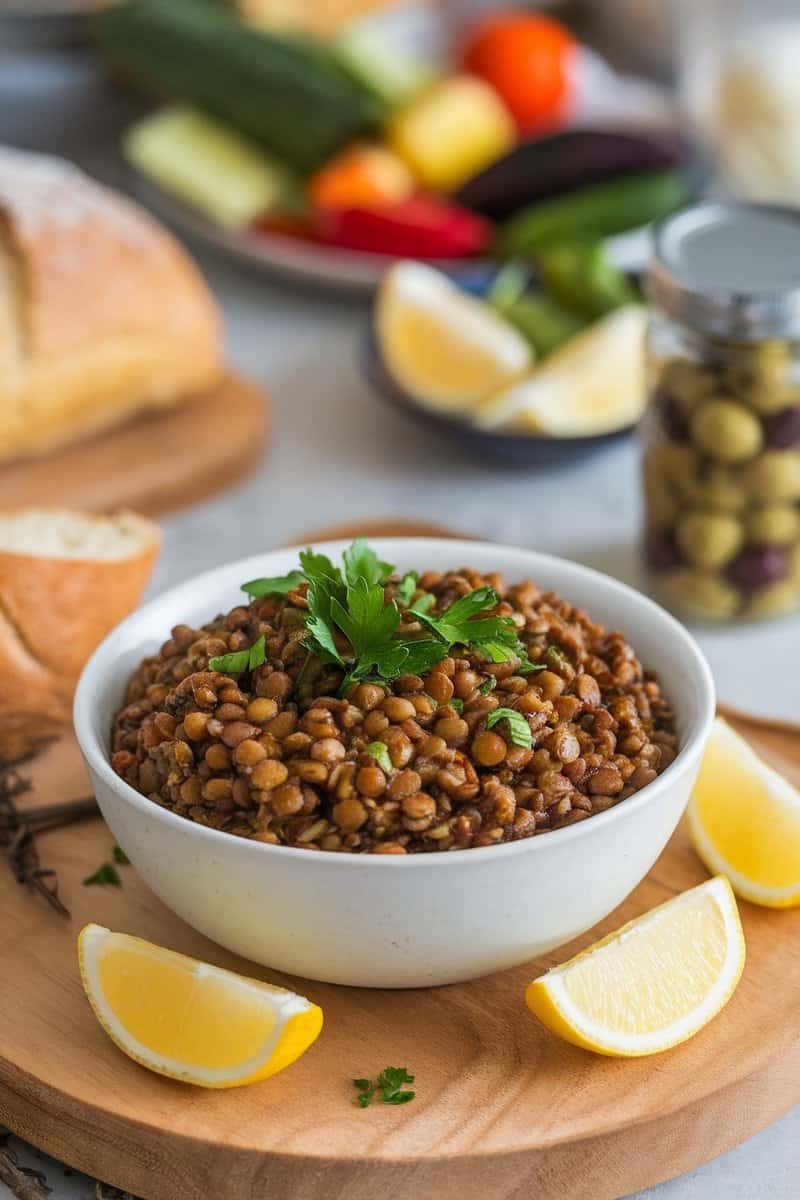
[74,539,715,988]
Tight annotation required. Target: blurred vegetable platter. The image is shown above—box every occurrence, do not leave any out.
[98,0,700,277]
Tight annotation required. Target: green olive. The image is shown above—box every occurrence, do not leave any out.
[658,359,719,416]
[690,398,764,463]
[723,340,793,414]
[675,511,743,569]
[745,505,800,545]
[642,453,679,527]
[648,440,700,499]
[741,579,799,620]
[685,465,747,513]
[743,451,800,503]
[659,568,741,621]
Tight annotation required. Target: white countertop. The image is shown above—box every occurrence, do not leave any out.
[1,55,797,1200]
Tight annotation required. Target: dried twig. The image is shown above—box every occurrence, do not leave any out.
[0,765,97,918]
[0,1138,52,1200]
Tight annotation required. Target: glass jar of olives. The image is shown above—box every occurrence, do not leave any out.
[643,202,800,622]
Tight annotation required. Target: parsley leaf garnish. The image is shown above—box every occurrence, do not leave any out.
[409,592,435,615]
[343,538,394,589]
[478,676,497,694]
[448,698,464,714]
[365,741,392,774]
[83,862,121,887]
[354,1067,415,1108]
[241,570,305,598]
[486,707,533,748]
[112,844,130,865]
[414,586,526,665]
[397,571,419,606]
[209,634,266,675]
[299,546,446,692]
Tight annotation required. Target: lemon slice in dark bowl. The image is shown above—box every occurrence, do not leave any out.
[364,328,637,466]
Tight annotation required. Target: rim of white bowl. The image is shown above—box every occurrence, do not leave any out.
[74,539,716,867]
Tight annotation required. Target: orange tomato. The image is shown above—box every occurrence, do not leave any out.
[461,11,576,134]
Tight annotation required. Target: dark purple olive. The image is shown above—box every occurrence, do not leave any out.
[660,395,689,441]
[726,545,789,590]
[763,405,800,449]
[644,527,683,571]
[455,128,701,220]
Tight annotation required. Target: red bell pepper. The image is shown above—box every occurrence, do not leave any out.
[311,195,492,259]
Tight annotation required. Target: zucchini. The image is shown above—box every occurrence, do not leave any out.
[499,170,688,255]
[536,242,638,319]
[94,0,381,173]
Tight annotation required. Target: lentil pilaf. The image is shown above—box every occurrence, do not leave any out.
[111,542,677,854]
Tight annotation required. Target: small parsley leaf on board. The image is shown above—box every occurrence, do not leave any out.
[396,571,419,606]
[377,1066,415,1105]
[241,570,305,598]
[486,707,533,748]
[354,1067,415,1108]
[112,845,130,865]
[83,862,121,887]
[365,741,393,774]
[209,634,266,675]
[353,1078,376,1108]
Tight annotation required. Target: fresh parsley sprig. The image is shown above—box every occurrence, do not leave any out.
[232,539,540,695]
[241,570,305,598]
[354,1066,415,1108]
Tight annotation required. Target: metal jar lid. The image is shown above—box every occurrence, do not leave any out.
[646,202,800,341]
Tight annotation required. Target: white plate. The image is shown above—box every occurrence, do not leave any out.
[126,7,679,293]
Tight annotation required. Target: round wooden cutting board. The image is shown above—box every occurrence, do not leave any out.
[0,370,269,518]
[1,519,798,1200]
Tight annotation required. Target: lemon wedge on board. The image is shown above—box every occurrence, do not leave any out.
[526,877,745,1057]
[476,304,647,436]
[687,717,800,908]
[78,924,323,1088]
[376,261,532,413]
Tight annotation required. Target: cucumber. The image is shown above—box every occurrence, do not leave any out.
[334,20,435,109]
[499,170,688,255]
[125,106,298,227]
[488,264,585,357]
[94,0,381,173]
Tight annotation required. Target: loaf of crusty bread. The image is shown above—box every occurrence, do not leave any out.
[236,0,405,37]
[0,508,160,761]
[0,146,222,462]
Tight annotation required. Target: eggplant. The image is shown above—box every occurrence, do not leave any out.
[456,127,701,221]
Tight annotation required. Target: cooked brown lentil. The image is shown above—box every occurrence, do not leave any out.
[111,568,677,853]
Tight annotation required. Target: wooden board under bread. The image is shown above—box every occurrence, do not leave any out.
[0,370,269,518]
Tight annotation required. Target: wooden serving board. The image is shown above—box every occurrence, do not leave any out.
[1,518,799,1200]
[0,371,269,519]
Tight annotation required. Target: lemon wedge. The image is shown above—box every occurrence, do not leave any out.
[525,877,745,1056]
[376,261,532,413]
[477,304,647,436]
[78,924,323,1088]
[688,717,800,907]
